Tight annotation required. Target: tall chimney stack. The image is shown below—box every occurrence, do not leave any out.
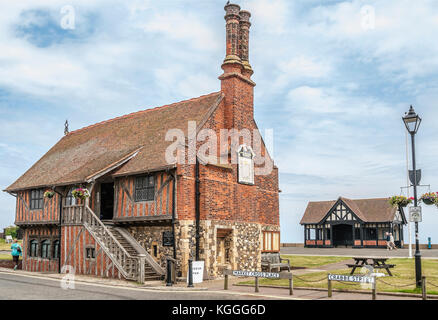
[221,3,242,73]
[219,2,256,131]
[239,10,253,78]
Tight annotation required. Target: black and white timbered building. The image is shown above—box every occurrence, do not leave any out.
[300,197,407,248]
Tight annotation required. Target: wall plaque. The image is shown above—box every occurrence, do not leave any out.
[237,145,255,185]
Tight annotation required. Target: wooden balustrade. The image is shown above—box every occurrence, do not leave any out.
[61,204,141,281]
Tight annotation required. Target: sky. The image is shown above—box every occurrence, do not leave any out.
[0,0,437,244]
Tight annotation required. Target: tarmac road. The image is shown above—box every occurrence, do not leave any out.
[0,272,264,300]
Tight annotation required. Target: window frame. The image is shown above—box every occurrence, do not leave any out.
[41,239,51,259]
[134,175,155,202]
[30,189,44,210]
[64,187,78,207]
[29,239,39,257]
[262,231,280,253]
[52,240,60,259]
[85,246,96,260]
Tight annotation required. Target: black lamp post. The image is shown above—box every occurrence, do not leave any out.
[402,105,422,288]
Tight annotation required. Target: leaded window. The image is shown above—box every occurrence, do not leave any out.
[53,240,60,259]
[29,240,38,257]
[41,240,50,259]
[64,188,77,206]
[30,189,44,210]
[135,175,155,202]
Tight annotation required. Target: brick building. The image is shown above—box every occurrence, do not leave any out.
[3,2,280,281]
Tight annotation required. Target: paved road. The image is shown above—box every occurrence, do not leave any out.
[281,247,438,258]
[0,272,267,300]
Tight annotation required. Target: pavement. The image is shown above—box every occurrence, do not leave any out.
[0,267,429,300]
[281,247,438,258]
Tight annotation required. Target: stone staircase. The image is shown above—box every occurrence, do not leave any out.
[105,225,165,281]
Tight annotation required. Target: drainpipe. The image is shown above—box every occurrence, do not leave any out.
[53,187,63,274]
[172,169,177,260]
[195,158,200,261]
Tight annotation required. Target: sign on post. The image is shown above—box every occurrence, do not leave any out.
[232,270,280,278]
[187,261,204,284]
[328,274,375,284]
[409,206,422,222]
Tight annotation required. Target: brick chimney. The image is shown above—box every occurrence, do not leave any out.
[239,10,253,77]
[219,2,256,130]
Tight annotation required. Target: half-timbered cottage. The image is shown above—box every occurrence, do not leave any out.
[3,3,280,282]
[300,197,407,248]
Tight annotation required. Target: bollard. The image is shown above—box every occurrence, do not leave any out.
[224,273,229,290]
[188,259,194,288]
[372,277,377,300]
[328,278,332,298]
[422,276,427,300]
[289,275,293,296]
[166,258,173,287]
[255,276,259,293]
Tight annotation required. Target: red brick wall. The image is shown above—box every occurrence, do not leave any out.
[114,172,174,220]
[176,86,279,227]
[61,225,123,279]
[15,191,60,225]
[22,227,59,273]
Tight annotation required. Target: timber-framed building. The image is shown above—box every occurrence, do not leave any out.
[300,197,406,248]
[3,3,280,282]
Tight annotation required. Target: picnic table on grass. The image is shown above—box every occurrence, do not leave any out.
[346,257,395,276]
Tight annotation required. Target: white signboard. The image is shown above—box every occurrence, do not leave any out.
[5,235,12,243]
[328,274,375,284]
[409,206,422,222]
[232,270,280,279]
[187,261,204,284]
[237,145,255,185]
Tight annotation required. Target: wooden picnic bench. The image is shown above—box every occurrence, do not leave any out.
[261,253,291,272]
[347,257,395,276]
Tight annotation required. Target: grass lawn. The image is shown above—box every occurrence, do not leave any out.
[0,239,22,251]
[282,255,350,268]
[240,257,438,295]
[0,254,14,260]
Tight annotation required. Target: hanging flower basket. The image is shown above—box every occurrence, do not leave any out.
[44,190,55,199]
[388,195,413,208]
[420,192,438,205]
[72,188,90,200]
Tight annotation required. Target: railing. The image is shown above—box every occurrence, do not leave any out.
[62,205,84,225]
[61,204,140,281]
[83,205,139,280]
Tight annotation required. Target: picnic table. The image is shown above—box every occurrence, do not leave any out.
[346,257,395,276]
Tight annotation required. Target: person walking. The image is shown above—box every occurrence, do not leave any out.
[389,233,397,250]
[385,232,392,251]
[11,239,22,270]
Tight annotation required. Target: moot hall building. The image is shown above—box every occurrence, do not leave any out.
[4,3,280,282]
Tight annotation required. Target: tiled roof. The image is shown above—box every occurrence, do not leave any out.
[6,92,223,192]
[300,197,398,224]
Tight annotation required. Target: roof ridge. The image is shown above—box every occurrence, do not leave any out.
[67,91,221,136]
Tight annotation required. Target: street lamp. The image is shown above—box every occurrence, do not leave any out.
[402,105,422,288]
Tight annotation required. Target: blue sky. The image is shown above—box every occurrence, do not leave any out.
[0,0,437,244]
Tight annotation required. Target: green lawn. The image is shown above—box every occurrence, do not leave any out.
[283,255,350,268]
[240,257,438,295]
[0,239,22,251]
[0,254,13,260]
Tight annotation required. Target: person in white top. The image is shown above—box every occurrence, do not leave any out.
[389,233,397,250]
